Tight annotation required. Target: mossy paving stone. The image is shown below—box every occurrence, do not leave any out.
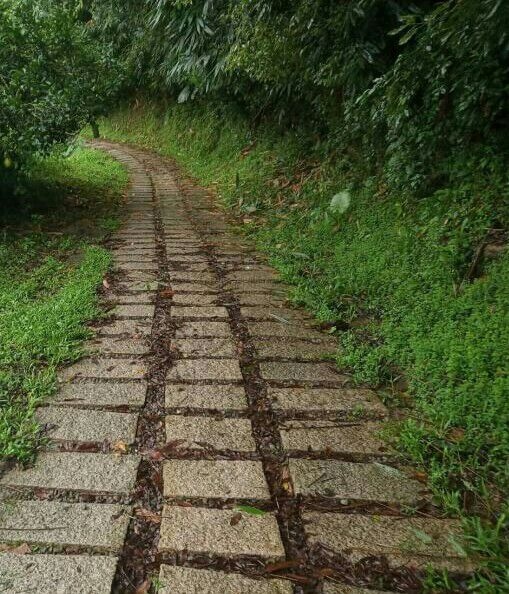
[158,565,293,594]
[304,512,471,572]
[0,554,118,594]
[0,501,129,549]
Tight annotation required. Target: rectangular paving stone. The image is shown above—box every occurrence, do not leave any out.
[53,381,147,408]
[165,384,247,410]
[260,362,347,383]
[114,304,155,318]
[165,416,256,451]
[171,272,216,282]
[248,322,324,340]
[0,554,117,594]
[110,293,156,305]
[172,282,220,292]
[96,318,152,336]
[167,359,242,381]
[269,387,386,416]
[117,281,159,292]
[167,255,209,263]
[237,293,287,306]
[242,307,312,322]
[87,336,150,355]
[304,512,470,571]
[226,271,278,282]
[289,459,424,504]
[171,294,219,306]
[175,321,232,338]
[117,262,157,271]
[171,306,228,318]
[253,339,332,361]
[0,452,139,494]
[60,358,146,380]
[0,501,129,550]
[163,460,269,499]
[159,566,292,594]
[280,421,387,455]
[159,506,285,558]
[36,407,138,444]
[171,338,236,358]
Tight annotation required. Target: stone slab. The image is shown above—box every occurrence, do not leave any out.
[117,262,157,271]
[108,293,156,304]
[60,358,146,380]
[253,339,332,360]
[226,271,278,282]
[175,322,232,338]
[248,322,323,340]
[171,272,216,282]
[0,452,139,494]
[163,460,269,499]
[114,304,155,318]
[165,384,247,410]
[171,338,236,358]
[87,337,150,355]
[289,459,425,503]
[37,407,138,444]
[165,416,256,451]
[269,387,386,416]
[172,294,219,305]
[158,566,292,594]
[304,512,470,571]
[0,501,129,550]
[53,381,146,408]
[171,306,228,318]
[280,421,388,455]
[96,319,152,336]
[159,506,284,558]
[117,281,159,292]
[260,362,346,383]
[0,554,117,594]
[171,283,220,292]
[236,294,286,306]
[167,359,242,381]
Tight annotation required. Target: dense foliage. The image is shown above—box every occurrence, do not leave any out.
[0,0,120,166]
[91,0,509,190]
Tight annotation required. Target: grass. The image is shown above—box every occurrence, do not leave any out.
[0,145,128,462]
[98,100,509,592]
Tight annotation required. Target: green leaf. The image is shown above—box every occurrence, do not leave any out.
[235,505,266,516]
[329,191,351,214]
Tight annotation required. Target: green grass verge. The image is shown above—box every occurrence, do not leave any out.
[99,101,509,591]
[0,146,128,462]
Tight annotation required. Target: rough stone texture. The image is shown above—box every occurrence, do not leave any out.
[165,416,256,451]
[167,359,243,381]
[171,272,216,282]
[175,321,232,338]
[60,358,146,380]
[36,407,138,444]
[228,282,282,294]
[172,293,219,305]
[158,566,292,594]
[236,293,286,306]
[52,381,146,408]
[163,460,269,498]
[225,271,278,282]
[304,512,470,571]
[114,304,155,318]
[171,306,228,318]
[0,501,129,550]
[0,452,139,494]
[117,262,157,271]
[109,293,155,304]
[241,307,311,321]
[269,387,386,416]
[171,338,236,358]
[96,319,152,336]
[248,322,324,340]
[0,554,118,594]
[159,506,285,558]
[253,339,333,360]
[171,283,220,293]
[165,384,247,410]
[289,459,425,503]
[86,337,150,355]
[260,362,346,383]
[280,421,388,455]
[323,585,396,594]
[117,281,159,292]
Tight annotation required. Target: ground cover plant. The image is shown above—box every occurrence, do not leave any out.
[0,147,128,462]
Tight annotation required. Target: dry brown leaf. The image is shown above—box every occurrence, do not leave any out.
[160,289,175,299]
[134,579,150,594]
[113,440,128,455]
[229,512,242,526]
[135,508,161,524]
[102,278,110,290]
[9,543,30,555]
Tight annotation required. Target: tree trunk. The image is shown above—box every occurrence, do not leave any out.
[90,120,100,139]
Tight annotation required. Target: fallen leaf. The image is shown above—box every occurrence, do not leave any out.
[160,289,175,299]
[102,278,110,289]
[134,579,150,594]
[411,471,428,483]
[113,440,128,455]
[9,543,30,555]
[266,559,301,572]
[235,505,266,516]
[230,512,242,526]
[135,508,161,524]
[448,427,465,442]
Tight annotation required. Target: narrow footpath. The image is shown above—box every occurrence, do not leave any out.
[0,142,470,593]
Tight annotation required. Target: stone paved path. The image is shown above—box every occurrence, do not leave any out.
[0,142,470,593]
